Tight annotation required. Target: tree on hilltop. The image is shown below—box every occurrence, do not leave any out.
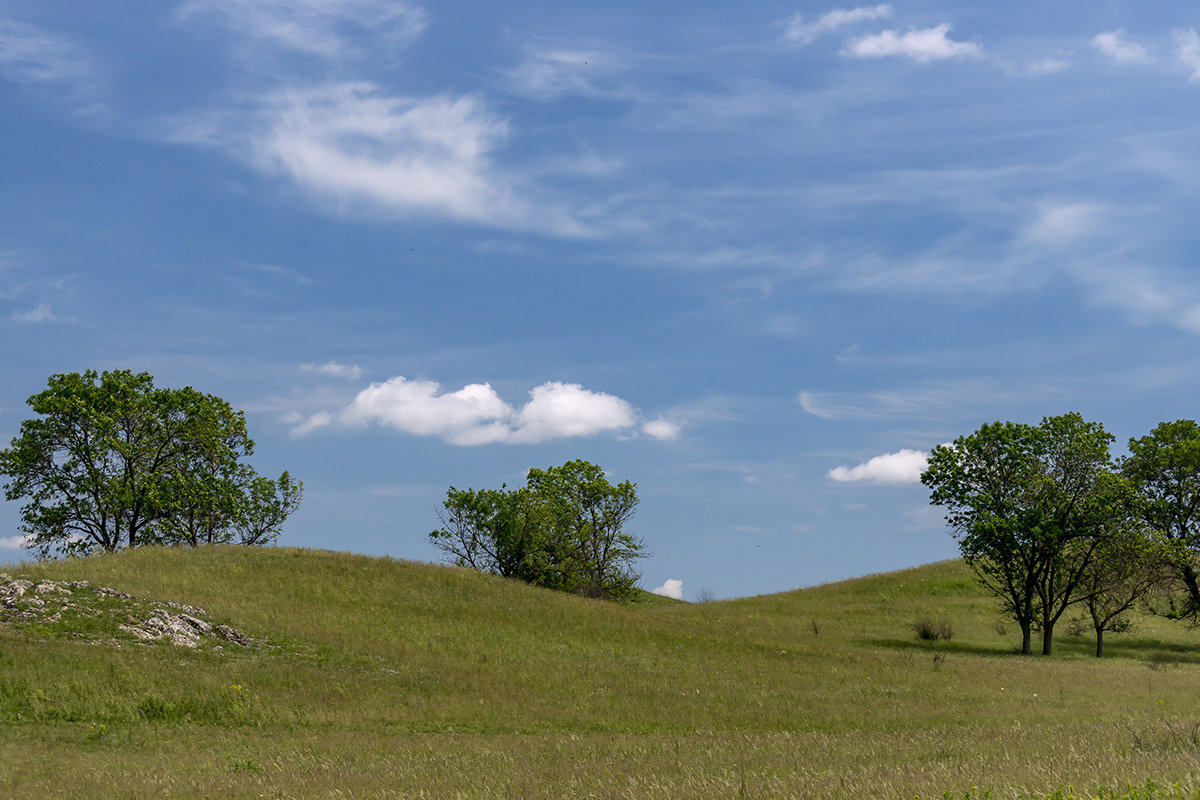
[0,369,302,557]
[430,459,644,600]
[922,412,1119,655]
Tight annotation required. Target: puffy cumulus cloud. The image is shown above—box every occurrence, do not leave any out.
[1092,30,1154,66]
[1176,29,1200,82]
[0,533,32,550]
[652,578,683,600]
[292,376,658,445]
[300,361,363,380]
[335,377,513,445]
[641,418,682,441]
[508,381,636,444]
[828,448,930,484]
[177,0,427,60]
[174,82,586,234]
[786,5,892,46]
[842,24,982,63]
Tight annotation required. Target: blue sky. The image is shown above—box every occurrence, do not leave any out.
[4,1,1200,599]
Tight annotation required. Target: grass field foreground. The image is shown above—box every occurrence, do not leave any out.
[2,546,1200,798]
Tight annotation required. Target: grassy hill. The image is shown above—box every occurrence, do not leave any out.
[2,546,1200,799]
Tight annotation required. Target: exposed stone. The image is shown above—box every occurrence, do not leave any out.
[1,574,257,650]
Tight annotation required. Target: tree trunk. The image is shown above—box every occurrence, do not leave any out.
[1095,626,1104,658]
[1041,621,1054,656]
[1181,563,1200,619]
[1020,621,1033,655]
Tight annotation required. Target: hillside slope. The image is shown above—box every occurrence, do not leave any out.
[2,546,1199,799]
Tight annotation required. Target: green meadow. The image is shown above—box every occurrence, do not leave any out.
[3,546,1200,799]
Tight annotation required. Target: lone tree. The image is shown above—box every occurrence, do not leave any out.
[0,370,302,558]
[430,459,644,600]
[922,412,1118,655]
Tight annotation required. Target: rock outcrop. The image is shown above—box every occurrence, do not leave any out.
[0,573,256,649]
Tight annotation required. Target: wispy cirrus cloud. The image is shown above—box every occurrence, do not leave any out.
[1092,29,1154,66]
[1175,28,1200,82]
[842,24,982,62]
[0,19,91,85]
[0,18,102,114]
[799,379,1021,422]
[502,46,629,101]
[785,5,892,46]
[291,375,672,445]
[10,303,58,323]
[171,82,587,234]
[300,361,363,380]
[177,0,427,60]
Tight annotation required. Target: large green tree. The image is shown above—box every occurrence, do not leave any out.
[429,459,644,600]
[0,370,302,557]
[1122,419,1200,621]
[922,412,1118,655]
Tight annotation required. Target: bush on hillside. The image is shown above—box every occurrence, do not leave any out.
[429,459,644,601]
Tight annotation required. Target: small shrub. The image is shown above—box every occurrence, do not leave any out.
[1066,617,1087,637]
[1144,651,1176,671]
[912,620,953,641]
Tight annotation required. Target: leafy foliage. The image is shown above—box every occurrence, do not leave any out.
[1123,420,1200,622]
[429,459,644,600]
[922,412,1124,655]
[0,370,301,557]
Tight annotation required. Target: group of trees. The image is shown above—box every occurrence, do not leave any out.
[922,413,1200,656]
[0,370,302,558]
[428,459,645,601]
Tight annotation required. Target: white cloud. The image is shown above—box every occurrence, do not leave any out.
[828,448,929,484]
[799,380,1019,422]
[642,418,682,441]
[842,24,982,63]
[293,376,648,445]
[785,5,893,46]
[509,381,637,444]
[0,534,32,550]
[1025,202,1104,246]
[174,82,586,234]
[301,361,363,380]
[10,303,57,323]
[1025,56,1071,76]
[1092,30,1154,66]
[1175,29,1200,82]
[0,19,91,86]
[178,0,427,60]
[503,48,615,100]
[652,578,683,600]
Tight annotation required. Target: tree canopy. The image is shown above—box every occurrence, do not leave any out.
[429,459,644,600]
[0,370,301,558]
[1122,419,1200,622]
[921,412,1122,655]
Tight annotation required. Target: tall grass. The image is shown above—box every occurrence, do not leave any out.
[3,547,1200,798]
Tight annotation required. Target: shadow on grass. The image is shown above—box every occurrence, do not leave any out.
[868,635,1200,662]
